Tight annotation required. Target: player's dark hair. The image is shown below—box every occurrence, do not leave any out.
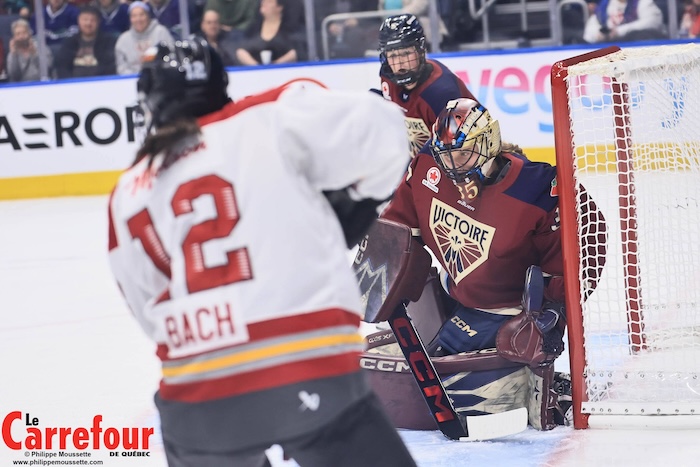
[134,119,200,169]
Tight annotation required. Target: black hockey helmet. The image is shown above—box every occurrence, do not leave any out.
[136,36,230,130]
[378,14,427,86]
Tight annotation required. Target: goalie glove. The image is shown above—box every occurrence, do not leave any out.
[495,303,566,368]
[496,266,567,367]
[323,188,386,248]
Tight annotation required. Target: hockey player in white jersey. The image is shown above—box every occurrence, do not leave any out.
[108,37,417,467]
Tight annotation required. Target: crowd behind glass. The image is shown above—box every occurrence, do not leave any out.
[0,0,696,83]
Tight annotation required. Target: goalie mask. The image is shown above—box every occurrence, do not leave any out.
[430,98,501,184]
[378,14,427,87]
[137,37,230,131]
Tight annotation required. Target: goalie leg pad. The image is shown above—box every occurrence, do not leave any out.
[443,366,530,416]
[363,339,564,431]
[526,364,555,430]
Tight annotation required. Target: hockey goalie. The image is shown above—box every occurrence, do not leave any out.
[354,98,607,434]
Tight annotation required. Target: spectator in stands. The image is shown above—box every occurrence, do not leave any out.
[680,0,700,37]
[379,0,449,50]
[188,0,207,35]
[557,0,592,44]
[585,0,599,16]
[326,0,381,59]
[54,5,116,78]
[148,0,181,36]
[435,0,479,48]
[30,0,80,52]
[235,0,301,66]
[200,9,238,66]
[204,0,257,42]
[313,0,342,24]
[306,0,346,59]
[7,17,53,82]
[114,1,174,74]
[93,0,130,38]
[583,0,667,43]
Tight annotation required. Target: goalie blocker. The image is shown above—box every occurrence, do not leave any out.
[354,219,568,432]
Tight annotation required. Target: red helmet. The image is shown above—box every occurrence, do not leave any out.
[430,98,501,183]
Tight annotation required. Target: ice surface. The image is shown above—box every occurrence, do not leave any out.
[1,196,698,466]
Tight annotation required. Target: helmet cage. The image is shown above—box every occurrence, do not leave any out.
[430,100,501,183]
[432,135,490,183]
[379,14,427,86]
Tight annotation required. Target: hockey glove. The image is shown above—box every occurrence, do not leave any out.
[496,301,566,368]
[323,188,385,248]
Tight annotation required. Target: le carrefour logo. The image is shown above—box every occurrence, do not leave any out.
[2,411,153,452]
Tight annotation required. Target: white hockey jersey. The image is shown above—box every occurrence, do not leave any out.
[108,80,409,402]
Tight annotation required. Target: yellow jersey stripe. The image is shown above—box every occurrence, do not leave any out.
[162,333,364,378]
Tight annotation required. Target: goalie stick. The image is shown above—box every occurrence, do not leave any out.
[387,300,528,441]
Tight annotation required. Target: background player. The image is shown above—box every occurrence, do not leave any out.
[108,38,417,467]
[377,13,477,158]
[378,98,606,429]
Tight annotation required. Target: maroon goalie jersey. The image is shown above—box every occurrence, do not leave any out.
[382,150,564,310]
[381,59,476,158]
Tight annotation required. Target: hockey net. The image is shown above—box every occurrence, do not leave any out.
[551,44,700,429]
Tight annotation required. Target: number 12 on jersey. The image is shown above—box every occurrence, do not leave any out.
[126,174,253,357]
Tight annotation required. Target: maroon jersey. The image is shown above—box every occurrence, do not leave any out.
[382,150,564,310]
[381,59,476,158]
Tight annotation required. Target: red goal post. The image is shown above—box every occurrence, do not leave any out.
[551,44,700,429]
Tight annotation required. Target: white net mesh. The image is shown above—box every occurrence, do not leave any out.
[565,44,700,416]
